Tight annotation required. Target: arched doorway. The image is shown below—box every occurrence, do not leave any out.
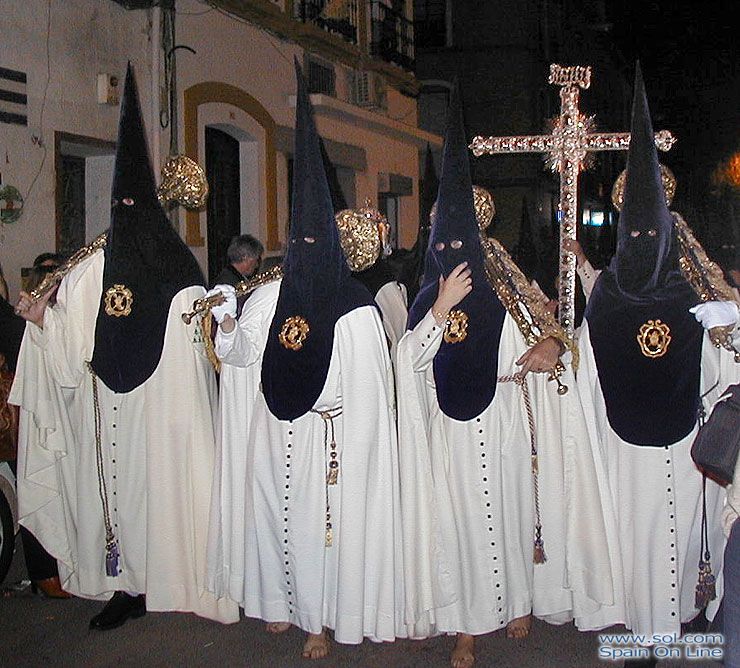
[183,82,279,264]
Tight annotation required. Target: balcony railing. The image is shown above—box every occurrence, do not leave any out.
[294,0,360,45]
[369,0,415,71]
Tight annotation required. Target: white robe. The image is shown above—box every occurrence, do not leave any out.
[578,324,739,637]
[397,310,622,638]
[9,250,238,623]
[207,279,404,643]
[375,280,408,363]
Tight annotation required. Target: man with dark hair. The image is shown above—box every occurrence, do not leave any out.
[212,234,263,288]
[32,253,62,271]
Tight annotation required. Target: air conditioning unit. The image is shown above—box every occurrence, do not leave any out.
[351,71,387,110]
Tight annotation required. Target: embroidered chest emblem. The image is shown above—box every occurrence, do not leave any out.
[637,319,672,358]
[279,315,310,351]
[444,309,469,344]
[104,284,133,317]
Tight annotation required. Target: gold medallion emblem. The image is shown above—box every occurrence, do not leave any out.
[444,309,469,344]
[637,319,671,358]
[104,284,133,317]
[279,315,310,351]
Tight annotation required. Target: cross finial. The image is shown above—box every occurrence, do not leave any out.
[549,64,591,90]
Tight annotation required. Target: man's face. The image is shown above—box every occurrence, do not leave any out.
[235,256,260,278]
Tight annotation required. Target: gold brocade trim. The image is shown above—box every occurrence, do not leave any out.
[443,309,469,343]
[637,319,672,358]
[201,314,221,373]
[157,155,209,210]
[335,201,387,272]
[674,212,740,361]
[480,235,579,372]
[675,212,736,304]
[29,232,108,304]
[279,316,310,351]
[181,265,283,325]
[104,284,133,317]
[473,185,495,230]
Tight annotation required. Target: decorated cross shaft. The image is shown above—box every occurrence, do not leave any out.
[470,64,675,338]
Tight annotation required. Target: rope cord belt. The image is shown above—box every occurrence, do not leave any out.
[497,373,546,564]
[310,408,343,547]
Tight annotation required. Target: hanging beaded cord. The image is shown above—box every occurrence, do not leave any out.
[311,408,343,547]
[87,362,120,577]
[694,385,718,608]
[497,372,546,564]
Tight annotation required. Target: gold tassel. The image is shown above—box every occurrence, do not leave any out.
[695,559,716,609]
[533,530,547,564]
[201,314,221,373]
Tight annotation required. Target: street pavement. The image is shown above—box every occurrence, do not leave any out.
[0,543,724,667]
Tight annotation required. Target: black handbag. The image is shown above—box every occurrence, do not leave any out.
[691,382,740,486]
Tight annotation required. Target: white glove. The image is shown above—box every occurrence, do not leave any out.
[206,284,237,324]
[689,301,740,330]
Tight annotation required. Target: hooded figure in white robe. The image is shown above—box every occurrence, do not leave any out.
[397,86,622,667]
[577,64,740,647]
[11,65,237,626]
[206,62,403,659]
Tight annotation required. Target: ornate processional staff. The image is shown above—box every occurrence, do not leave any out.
[470,64,676,337]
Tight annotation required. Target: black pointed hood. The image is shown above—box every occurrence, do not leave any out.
[260,60,373,421]
[407,85,505,421]
[89,63,205,392]
[400,143,438,303]
[611,62,677,297]
[584,64,703,447]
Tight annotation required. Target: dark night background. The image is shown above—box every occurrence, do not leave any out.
[413,0,740,273]
[560,0,739,267]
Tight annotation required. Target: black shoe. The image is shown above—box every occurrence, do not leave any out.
[89,591,146,631]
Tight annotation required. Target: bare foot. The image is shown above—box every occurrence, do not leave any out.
[451,633,475,668]
[266,621,291,633]
[506,614,532,639]
[302,630,330,659]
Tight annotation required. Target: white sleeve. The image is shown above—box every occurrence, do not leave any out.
[215,284,276,367]
[403,310,445,372]
[578,260,601,300]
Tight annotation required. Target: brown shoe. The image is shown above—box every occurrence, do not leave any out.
[32,576,71,599]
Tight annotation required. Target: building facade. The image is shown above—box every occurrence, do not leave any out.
[0,0,438,296]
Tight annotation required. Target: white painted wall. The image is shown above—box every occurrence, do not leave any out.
[0,0,430,297]
[174,0,426,254]
[0,0,153,299]
[239,138,261,240]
